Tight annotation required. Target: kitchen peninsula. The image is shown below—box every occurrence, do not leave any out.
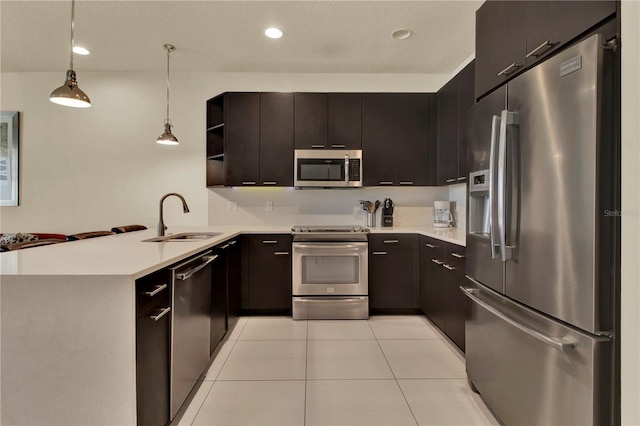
[0,225,464,425]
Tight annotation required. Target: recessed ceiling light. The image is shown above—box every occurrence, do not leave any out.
[391,29,412,40]
[265,27,283,39]
[73,46,90,55]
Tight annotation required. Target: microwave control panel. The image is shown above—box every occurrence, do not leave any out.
[348,159,361,181]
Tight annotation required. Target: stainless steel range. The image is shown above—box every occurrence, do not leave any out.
[291,225,369,320]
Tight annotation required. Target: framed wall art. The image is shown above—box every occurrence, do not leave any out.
[1,111,20,206]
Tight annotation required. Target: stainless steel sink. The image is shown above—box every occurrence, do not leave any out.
[142,232,222,242]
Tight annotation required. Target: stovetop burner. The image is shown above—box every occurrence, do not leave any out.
[291,225,369,242]
[292,225,369,233]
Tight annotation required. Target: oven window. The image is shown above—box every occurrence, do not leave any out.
[301,255,359,284]
[297,159,345,181]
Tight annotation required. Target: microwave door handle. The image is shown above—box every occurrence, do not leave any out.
[489,114,501,259]
[344,154,349,186]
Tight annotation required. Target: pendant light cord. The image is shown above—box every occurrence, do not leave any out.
[165,44,172,124]
[69,0,75,71]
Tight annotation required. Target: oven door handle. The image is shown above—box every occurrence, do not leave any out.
[293,243,367,251]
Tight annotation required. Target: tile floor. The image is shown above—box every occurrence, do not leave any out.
[174,315,499,426]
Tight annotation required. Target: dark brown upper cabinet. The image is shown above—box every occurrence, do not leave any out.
[260,93,294,186]
[294,93,362,150]
[475,0,615,100]
[362,93,435,186]
[437,61,475,185]
[224,93,260,186]
[294,93,328,149]
[328,93,362,149]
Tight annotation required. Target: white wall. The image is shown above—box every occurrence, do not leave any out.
[0,72,448,234]
[620,1,640,424]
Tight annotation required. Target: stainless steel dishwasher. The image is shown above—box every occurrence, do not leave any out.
[170,250,217,420]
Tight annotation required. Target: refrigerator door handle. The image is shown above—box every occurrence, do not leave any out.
[460,286,575,352]
[498,110,519,261]
[505,110,520,257]
[489,114,501,259]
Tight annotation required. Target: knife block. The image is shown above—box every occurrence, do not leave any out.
[382,215,393,227]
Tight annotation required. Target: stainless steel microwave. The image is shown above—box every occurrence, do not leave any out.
[294,149,362,188]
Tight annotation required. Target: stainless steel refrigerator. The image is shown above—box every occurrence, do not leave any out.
[464,33,617,425]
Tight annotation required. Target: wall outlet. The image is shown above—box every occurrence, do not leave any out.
[227,201,238,211]
[266,201,273,211]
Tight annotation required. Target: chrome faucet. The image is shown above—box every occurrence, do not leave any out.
[158,193,190,236]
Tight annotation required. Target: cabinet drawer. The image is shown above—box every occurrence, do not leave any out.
[136,270,171,315]
[369,233,416,250]
[243,234,292,251]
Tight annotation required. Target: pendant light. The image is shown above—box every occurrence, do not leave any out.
[156,44,179,145]
[49,0,91,108]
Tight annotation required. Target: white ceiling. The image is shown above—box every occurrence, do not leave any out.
[0,0,481,74]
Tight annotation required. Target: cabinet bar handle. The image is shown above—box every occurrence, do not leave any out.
[384,240,399,244]
[263,181,277,185]
[228,240,237,246]
[425,243,436,248]
[331,144,345,148]
[457,177,466,181]
[452,253,465,259]
[144,283,167,297]
[446,178,457,183]
[379,181,393,185]
[150,307,171,322]
[526,40,557,58]
[221,243,230,249]
[372,251,388,255]
[497,63,522,77]
[263,240,278,244]
[311,145,326,149]
[274,251,289,255]
[399,181,414,185]
[431,259,443,265]
[443,264,455,271]
[242,181,256,185]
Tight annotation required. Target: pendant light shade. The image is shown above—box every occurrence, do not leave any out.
[156,44,179,145]
[49,0,91,108]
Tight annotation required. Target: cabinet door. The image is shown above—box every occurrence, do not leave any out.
[224,93,260,185]
[260,93,294,186]
[395,94,431,186]
[294,93,328,149]
[420,237,446,331]
[211,251,227,353]
[369,248,414,310]
[247,249,292,311]
[442,245,467,351]
[362,94,396,186]
[437,78,459,185]
[475,1,526,100]
[328,93,362,149]
[457,61,475,182]
[524,1,616,67]
[226,239,241,331]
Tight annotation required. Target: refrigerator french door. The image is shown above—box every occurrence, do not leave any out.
[464,33,616,425]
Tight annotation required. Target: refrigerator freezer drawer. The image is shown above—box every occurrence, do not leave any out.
[463,281,612,425]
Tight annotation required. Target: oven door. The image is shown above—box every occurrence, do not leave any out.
[292,242,368,296]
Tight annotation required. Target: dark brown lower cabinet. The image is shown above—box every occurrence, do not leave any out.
[241,234,292,314]
[136,269,171,426]
[420,235,467,351]
[369,234,420,313]
[210,249,227,354]
[226,239,241,332]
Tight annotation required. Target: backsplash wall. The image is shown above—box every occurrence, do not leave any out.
[207,186,449,228]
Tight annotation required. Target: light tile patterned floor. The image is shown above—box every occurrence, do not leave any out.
[174,316,499,426]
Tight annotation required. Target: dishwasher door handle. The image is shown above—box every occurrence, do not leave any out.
[176,255,218,280]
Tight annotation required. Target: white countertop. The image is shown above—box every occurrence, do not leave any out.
[0,225,465,278]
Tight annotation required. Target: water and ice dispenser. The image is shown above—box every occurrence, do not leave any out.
[468,170,491,236]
